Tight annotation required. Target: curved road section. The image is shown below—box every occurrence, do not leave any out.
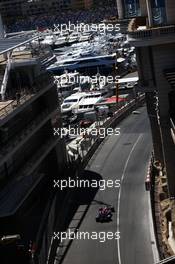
[61,106,155,264]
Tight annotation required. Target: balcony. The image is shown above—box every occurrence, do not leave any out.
[0,94,35,119]
[128,17,175,47]
[0,72,54,121]
[0,109,53,163]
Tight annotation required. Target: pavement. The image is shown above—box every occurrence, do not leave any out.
[57,106,158,264]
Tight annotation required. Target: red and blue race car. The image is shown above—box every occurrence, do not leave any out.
[96,206,115,222]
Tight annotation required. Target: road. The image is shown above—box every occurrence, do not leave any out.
[61,106,155,264]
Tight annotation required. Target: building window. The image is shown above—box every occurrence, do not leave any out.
[151,0,166,25]
[123,0,140,18]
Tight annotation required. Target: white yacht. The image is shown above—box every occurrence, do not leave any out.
[41,35,56,46]
[76,90,109,114]
[79,31,92,42]
[68,32,80,44]
[61,92,87,113]
[54,32,69,47]
[54,71,80,98]
[47,53,117,73]
[71,41,89,49]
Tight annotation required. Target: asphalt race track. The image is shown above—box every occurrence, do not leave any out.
[62,106,155,264]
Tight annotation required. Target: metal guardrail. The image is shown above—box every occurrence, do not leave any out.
[155,255,175,264]
[170,118,175,144]
[170,118,175,132]
[67,95,145,163]
[0,56,11,101]
[36,94,145,264]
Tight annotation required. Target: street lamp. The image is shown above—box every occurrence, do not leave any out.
[114,53,120,107]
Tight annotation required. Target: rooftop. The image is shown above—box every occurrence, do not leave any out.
[0,35,38,55]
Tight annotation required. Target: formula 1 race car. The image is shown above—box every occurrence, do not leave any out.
[95,206,115,222]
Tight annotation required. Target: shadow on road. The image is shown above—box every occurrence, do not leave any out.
[51,170,102,264]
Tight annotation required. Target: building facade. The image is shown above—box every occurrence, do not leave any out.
[0,44,67,262]
[122,0,175,197]
[116,0,141,19]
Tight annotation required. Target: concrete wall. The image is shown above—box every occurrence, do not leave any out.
[136,47,153,85]
[166,0,175,25]
[139,0,147,17]
[116,0,148,19]
[152,44,175,117]
[116,0,124,19]
[151,43,175,196]
[136,46,164,164]
[0,14,4,39]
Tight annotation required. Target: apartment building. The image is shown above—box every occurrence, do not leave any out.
[116,0,175,196]
[116,0,141,19]
[0,38,67,262]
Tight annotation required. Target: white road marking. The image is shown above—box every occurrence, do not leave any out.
[117,134,142,264]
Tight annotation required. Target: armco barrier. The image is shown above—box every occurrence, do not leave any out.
[155,256,175,264]
[38,95,145,264]
[80,95,145,170]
